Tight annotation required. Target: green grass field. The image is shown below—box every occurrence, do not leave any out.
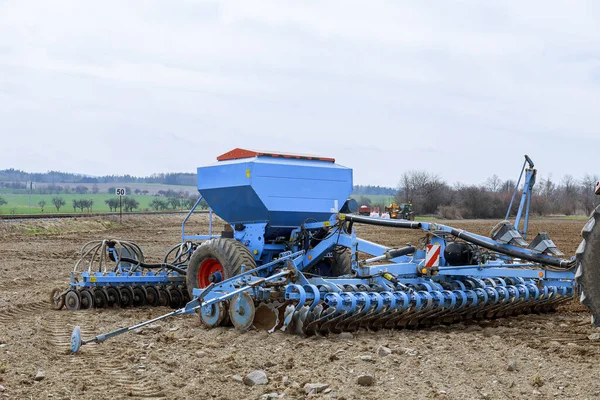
[0,193,180,214]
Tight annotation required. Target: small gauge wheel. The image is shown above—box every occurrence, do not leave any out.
[50,287,65,310]
[229,292,255,331]
[199,301,227,327]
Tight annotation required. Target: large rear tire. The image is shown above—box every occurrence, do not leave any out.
[186,238,256,298]
[576,205,600,325]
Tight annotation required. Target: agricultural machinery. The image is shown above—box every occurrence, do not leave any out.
[385,202,414,220]
[66,149,600,353]
[50,239,196,310]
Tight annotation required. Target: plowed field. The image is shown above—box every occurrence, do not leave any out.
[1,216,598,399]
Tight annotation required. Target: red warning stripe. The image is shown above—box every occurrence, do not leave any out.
[425,244,441,267]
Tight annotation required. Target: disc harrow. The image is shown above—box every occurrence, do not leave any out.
[280,279,572,336]
[51,239,196,310]
[66,150,590,353]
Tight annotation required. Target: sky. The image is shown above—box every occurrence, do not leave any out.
[1,0,599,187]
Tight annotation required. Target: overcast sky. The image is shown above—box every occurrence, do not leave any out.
[1,1,599,187]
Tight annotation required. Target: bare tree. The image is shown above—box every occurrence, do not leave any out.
[52,196,65,212]
[581,173,600,215]
[560,175,578,215]
[38,200,46,212]
[484,174,502,192]
[396,170,449,215]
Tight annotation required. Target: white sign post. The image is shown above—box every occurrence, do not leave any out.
[115,188,126,222]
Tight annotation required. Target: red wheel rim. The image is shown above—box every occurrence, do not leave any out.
[198,258,224,288]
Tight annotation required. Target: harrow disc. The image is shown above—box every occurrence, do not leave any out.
[50,287,65,310]
[576,205,600,325]
[79,289,94,310]
[93,289,108,308]
[229,292,255,331]
[253,303,280,332]
[145,286,160,307]
[65,290,81,311]
[157,287,171,307]
[169,286,184,309]
[132,286,147,307]
[119,287,134,308]
[106,287,120,308]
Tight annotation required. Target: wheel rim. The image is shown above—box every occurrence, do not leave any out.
[229,292,255,331]
[198,258,224,288]
[200,302,227,327]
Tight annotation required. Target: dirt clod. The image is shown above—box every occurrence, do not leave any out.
[357,374,375,386]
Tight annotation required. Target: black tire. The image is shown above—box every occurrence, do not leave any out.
[310,246,353,277]
[330,246,353,276]
[186,238,257,298]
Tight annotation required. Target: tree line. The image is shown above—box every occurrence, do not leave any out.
[391,170,599,218]
[352,185,396,195]
[0,169,196,187]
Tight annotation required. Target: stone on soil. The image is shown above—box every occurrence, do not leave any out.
[243,370,268,386]
[34,369,45,381]
[304,383,329,395]
[377,346,392,357]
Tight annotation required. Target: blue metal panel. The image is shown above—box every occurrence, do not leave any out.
[196,156,352,226]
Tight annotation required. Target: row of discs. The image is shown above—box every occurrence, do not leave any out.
[51,286,189,310]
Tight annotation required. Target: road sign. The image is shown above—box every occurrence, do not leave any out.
[115,188,126,196]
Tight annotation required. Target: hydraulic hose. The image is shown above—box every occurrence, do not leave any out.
[119,257,187,275]
[449,229,574,269]
[344,214,422,229]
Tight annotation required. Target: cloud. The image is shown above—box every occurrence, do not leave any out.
[0,0,599,186]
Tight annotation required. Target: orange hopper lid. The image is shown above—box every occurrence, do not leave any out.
[217,148,335,163]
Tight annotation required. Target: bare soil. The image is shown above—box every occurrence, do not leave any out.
[1,215,599,399]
